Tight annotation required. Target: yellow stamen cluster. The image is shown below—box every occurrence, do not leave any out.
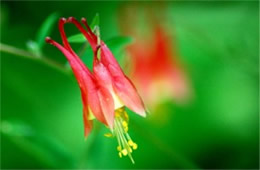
[104,107,138,164]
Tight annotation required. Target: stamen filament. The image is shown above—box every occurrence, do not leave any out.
[115,118,135,164]
[105,107,137,164]
[115,126,123,158]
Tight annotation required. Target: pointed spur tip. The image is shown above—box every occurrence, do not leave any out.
[59,17,67,23]
[81,17,87,23]
[45,37,52,43]
[67,16,76,22]
[81,18,90,26]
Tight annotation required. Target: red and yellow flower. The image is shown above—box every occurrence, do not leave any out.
[46,17,146,163]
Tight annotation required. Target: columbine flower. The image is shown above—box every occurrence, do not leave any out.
[129,26,190,107]
[119,5,191,110]
[46,17,146,163]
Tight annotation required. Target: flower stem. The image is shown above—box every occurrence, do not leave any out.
[95,26,101,60]
[0,43,70,75]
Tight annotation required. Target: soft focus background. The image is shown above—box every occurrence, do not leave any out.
[0,1,259,169]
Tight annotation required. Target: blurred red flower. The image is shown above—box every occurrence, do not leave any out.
[119,5,191,110]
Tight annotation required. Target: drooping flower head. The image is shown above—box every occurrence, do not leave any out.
[46,17,146,163]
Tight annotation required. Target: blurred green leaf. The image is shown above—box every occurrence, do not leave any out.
[67,34,86,43]
[105,36,133,53]
[90,13,99,30]
[1,120,75,168]
[1,120,34,136]
[36,12,59,49]
[26,40,41,57]
[68,13,99,43]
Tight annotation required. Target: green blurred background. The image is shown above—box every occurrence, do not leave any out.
[0,1,259,169]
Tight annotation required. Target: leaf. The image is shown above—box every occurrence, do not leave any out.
[36,12,59,49]
[90,13,99,30]
[105,36,134,52]
[67,34,86,43]
[68,13,99,43]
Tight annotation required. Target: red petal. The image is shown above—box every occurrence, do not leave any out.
[46,37,108,128]
[82,92,93,137]
[46,37,97,136]
[99,44,146,117]
[45,37,91,80]
[113,73,146,117]
[54,19,109,125]
[86,78,114,128]
[93,60,113,90]
[97,86,115,129]
[86,82,107,125]
[100,44,122,72]
[93,61,115,128]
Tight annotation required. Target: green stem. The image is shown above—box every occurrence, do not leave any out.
[95,26,101,60]
[0,43,70,75]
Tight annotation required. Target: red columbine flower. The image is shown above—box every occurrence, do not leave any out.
[129,26,190,107]
[119,5,191,110]
[46,17,146,163]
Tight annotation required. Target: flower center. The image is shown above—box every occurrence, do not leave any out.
[104,107,138,164]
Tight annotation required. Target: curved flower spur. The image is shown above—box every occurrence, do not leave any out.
[45,17,147,163]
